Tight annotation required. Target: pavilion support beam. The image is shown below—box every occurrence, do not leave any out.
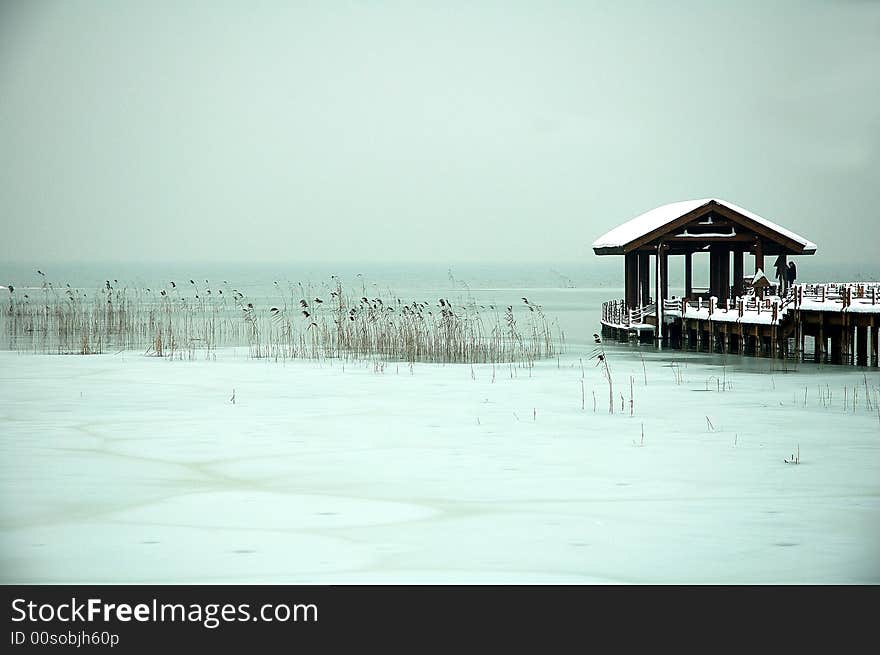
[845,321,852,365]
[856,324,868,367]
[655,243,665,342]
[733,250,744,299]
[718,248,730,302]
[709,249,721,298]
[660,249,669,302]
[684,252,693,299]
[754,239,764,275]
[639,253,650,305]
[625,252,638,309]
[831,327,842,365]
[871,318,878,367]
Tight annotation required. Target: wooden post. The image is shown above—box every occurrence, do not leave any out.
[754,239,764,276]
[639,252,650,305]
[709,249,720,298]
[871,318,878,367]
[844,319,852,365]
[733,250,744,299]
[831,329,842,365]
[625,252,638,309]
[798,312,805,361]
[856,324,868,367]
[684,252,693,299]
[719,248,730,302]
[660,248,669,303]
[655,243,664,342]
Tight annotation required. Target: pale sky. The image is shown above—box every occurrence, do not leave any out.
[1,0,878,264]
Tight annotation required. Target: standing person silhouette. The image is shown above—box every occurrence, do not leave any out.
[773,256,788,295]
[787,260,797,291]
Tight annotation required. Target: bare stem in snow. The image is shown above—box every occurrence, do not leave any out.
[590,333,613,414]
[630,376,634,416]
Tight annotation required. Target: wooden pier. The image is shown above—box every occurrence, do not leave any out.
[601,282,880,366]
[593,198,878,366]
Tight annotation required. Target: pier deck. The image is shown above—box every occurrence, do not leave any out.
[601,282,880,366]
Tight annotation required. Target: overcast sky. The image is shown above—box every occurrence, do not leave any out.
[1,1,878,265]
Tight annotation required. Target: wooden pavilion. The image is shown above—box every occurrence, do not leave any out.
[593,200,880,367]
[592,198,817,312]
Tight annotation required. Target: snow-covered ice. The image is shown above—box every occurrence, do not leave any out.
[0,347,878,583]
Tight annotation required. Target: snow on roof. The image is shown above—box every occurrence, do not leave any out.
[592,198,817,253]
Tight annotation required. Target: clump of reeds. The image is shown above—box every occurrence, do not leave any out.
[1,273,563,366]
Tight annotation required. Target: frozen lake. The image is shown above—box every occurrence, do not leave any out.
[1,340,878,583]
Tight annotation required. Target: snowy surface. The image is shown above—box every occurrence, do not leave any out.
[678,301,790,325]
[799,299,880,314]
[592,198,818,252]
[669,308,780,325]
[1,348,878,583]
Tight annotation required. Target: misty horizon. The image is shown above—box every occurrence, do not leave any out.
[2,1,879,265]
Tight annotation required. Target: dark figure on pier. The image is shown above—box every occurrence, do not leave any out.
[773,256,788,295]
[786,261,797,287]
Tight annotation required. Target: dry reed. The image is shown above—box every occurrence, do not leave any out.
[2,276,562,366]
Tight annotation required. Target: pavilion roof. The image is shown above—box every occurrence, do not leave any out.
[592,198,817,255]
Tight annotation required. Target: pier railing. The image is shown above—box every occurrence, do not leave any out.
[601,299,655,328]
[602,282,880,331]
[794,282,879,309]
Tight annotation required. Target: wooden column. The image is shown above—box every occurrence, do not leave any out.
[719,248,730,302]
[831,327,842,365]
[684,252,693,299]
[754,239,764,275]
[655,243,664,341]
[660,248,669,302]
[871,318,878,367]
[798,312,805,361]
[625,252,638,309]
[639,253,650,305]
[856,324,868,367]
[709,249,721,298]
[733,250,744,299]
